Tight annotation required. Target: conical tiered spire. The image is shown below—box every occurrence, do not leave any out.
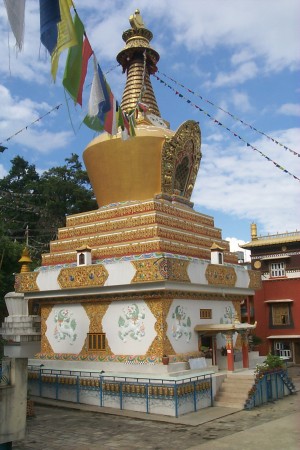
[117,10,160,116]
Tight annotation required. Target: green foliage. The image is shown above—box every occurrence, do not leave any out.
[0,153,97,312]
[255,353,284,375]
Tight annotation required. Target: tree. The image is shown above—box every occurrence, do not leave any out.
[0,153,97,313]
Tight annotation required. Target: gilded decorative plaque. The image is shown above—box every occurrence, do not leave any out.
[58,265,108,289]
[248,270,262,289]
[131,258,190,283]
[15,272,39,293]
[205,264,237,287]
[161,120,201,200]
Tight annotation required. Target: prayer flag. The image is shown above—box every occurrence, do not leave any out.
[4,0,26,51]
[83,114,102,132]
[39,0,60,54]
[62,13,84,103]
[51,0,77,81]
[104,91,118,135]
[87,55,110,123]
[77,37,93,106]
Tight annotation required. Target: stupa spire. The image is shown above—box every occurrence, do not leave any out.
[116,9,160,117]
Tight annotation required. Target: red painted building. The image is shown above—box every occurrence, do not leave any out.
[242,224,300,364]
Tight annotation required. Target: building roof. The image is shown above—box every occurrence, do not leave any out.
[241,231,300,249]
[194,322,256,333]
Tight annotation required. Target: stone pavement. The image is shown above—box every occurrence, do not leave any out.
[12,366,300,450]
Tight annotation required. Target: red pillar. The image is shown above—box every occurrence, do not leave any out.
[212,335,217,366]
[241,332,249,369]
[225,333,234,371]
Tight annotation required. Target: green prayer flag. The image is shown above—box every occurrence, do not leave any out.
[62,13,84,102]
[83,114,103,132]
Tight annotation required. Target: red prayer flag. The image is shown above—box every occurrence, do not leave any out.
[77,37,93,106]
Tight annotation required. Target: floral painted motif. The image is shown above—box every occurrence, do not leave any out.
[54,309,77,344]
[171,305,192,342]
[118,303,146,342]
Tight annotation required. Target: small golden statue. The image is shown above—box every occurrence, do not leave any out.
[129,9,145,30]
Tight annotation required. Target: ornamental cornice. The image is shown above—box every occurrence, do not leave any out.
[65,199,215,229]
[30,290,246,305]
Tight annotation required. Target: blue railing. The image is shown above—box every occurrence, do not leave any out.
[244,370,295,410]
[0,359,11,386]
[27,366,213,417]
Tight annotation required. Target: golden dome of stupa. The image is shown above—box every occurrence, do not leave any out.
[83,10,202,208]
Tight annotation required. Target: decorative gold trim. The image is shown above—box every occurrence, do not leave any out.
[248,270,262,289]
[57,265,108,289]
[145,298,174,356]
[161,120,201,200]
[131,258,190,283]
[15,272,39,293]
[205,264,237,287]
[40,305,54,355]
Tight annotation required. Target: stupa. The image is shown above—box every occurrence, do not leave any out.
[15,10,259,377]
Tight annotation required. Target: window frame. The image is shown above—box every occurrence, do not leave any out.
[270,261,286,278]
[87,333,106,352]
[200,308,212,319]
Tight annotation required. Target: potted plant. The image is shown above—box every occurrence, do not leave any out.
[162,355,169,365]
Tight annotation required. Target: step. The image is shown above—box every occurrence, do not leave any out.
[216,391,250,400]
[215,394,248,403]
[214,400,245,409]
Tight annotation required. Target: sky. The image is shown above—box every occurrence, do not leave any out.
[0,0,299,259]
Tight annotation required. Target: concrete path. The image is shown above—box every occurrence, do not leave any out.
[187,412,300,450]
[12,365,300,450]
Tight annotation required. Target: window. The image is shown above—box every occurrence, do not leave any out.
[218,252,223,265]
[200,309,212,319]
[274,342,291,359]
[271,305,290,326]
[79,253,85,265]
[270,262,285,277]
[87,333,106,351]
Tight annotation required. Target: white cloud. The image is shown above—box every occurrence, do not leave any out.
[226,237,251,262]
[0,84,72,153]
[205,62,258,88]
[278,103,300,117]
[192,127,300,235]
[230,90,252,113]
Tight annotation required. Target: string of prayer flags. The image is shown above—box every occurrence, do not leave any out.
[77,36,93,106]
[157,70,300,158]
[51,0,77,81]
[154,74,300,183]
[62,13,84,103]
[39,0,61,55]
[3,0,26,51]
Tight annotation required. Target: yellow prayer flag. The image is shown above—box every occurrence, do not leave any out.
[51,0,77,81]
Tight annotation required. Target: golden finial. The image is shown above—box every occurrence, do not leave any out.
[18,247,32,273]
[251,223,257,240]
[129,9,145,30]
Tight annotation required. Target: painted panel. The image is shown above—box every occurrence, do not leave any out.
[45,304,90,354]
[102,300,156,355]
[187,260,209,284]
[104,261,136,286]
[234,266,250,288]
[167,299,238,353]
[36,269,63,291]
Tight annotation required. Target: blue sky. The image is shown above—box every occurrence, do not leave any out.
[0,0,299,256]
